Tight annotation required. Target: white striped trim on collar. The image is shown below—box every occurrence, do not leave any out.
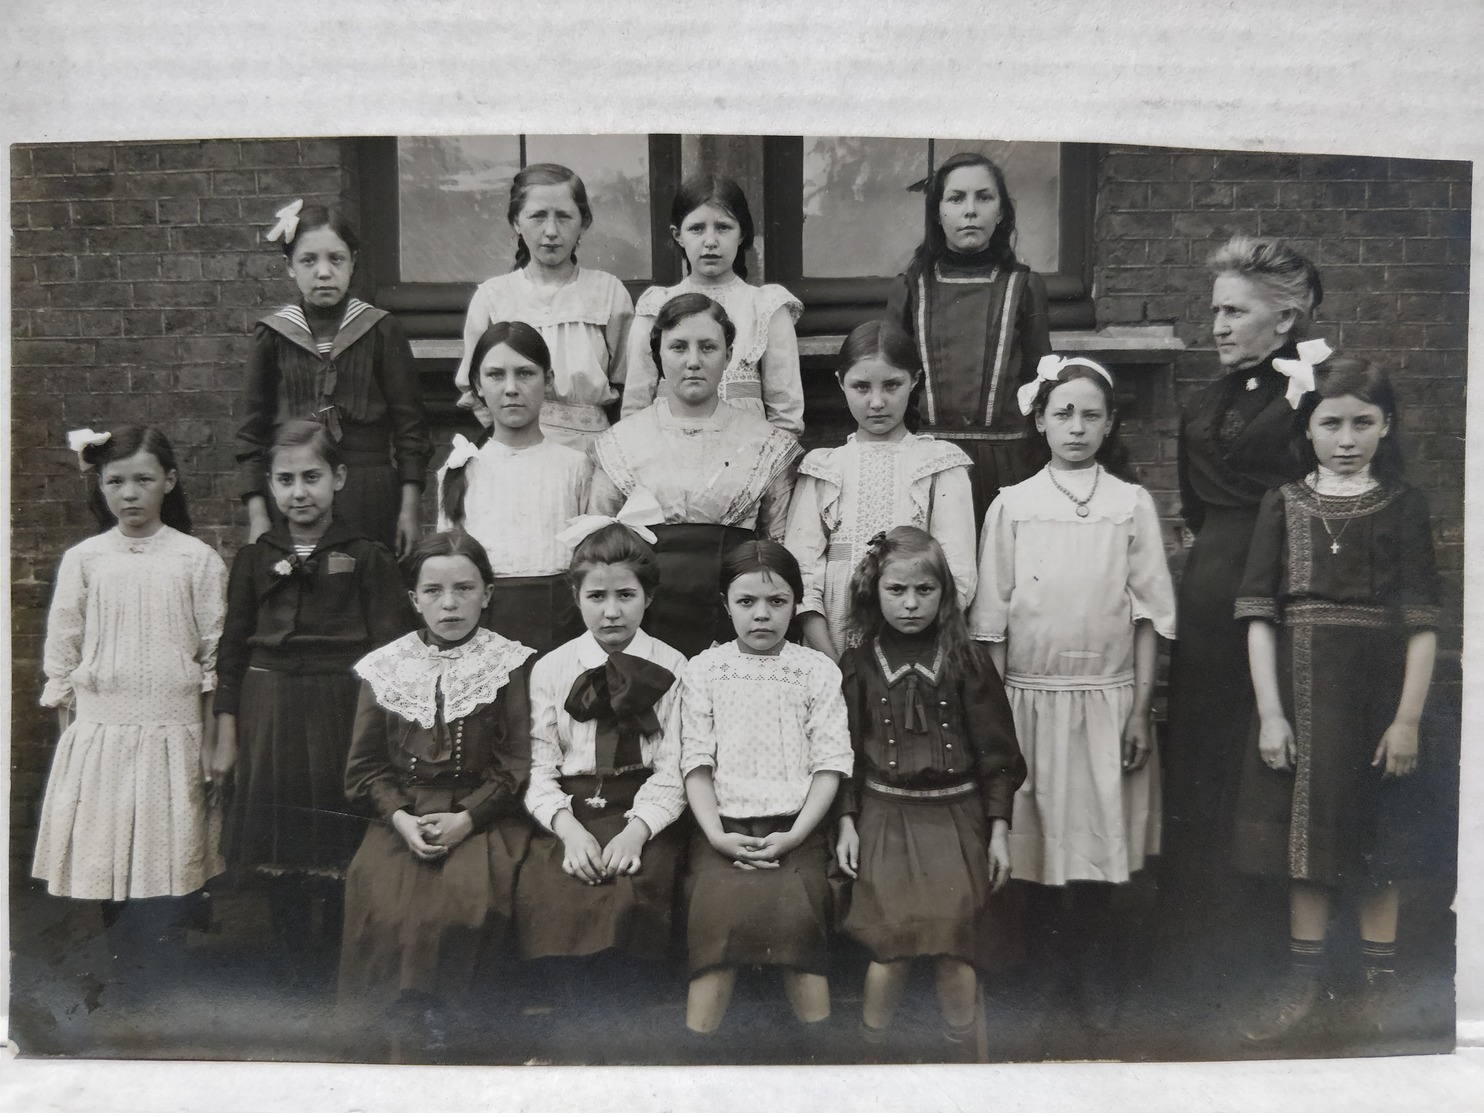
[273,297,373,340]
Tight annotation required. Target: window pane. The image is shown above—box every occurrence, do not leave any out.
[524,135,652,280]
[397,134,653,282]
[398,136,521,282]
[801,136,927,278]
[934,138,1061,273]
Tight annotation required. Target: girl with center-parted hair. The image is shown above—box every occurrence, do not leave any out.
[590,292,801,658]
[437,319,593,656]
[884,152,1053,525]
[621,174,805,437]
[453,163,635,450]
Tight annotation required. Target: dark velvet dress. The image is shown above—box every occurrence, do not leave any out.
[1160,344,1307,908]
[237,298,432,550]
[835,631,1026,970]
[216,522,414,875]
[886,252,1052,524]
[1231,481,1440,887]
[338,629,535,1006]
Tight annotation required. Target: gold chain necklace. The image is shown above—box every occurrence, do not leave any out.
[1047,463,1101,518]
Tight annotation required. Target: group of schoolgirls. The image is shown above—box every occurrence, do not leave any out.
[32,152,1439,1054]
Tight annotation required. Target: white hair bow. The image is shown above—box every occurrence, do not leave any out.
[556,487,665,548]
[443,433,481,472]
[1271,338,1334,409]
[265,198,304,245]
[66,427,112,470]
[1016,354,1115,415]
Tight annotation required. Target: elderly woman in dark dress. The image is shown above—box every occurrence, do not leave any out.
[1160,236,1325,936]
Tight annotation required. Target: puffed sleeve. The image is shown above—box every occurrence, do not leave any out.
[1127,486,1178,640]
[678,660,718,777]
[783,470,831,620]
[929,465,978,613]
[456,663,530,830]
[629,671,689,837]
[376,314,432,489]
[192,546,229,694]
[40,547,86,709]
[344,682,415,822]
[236,324,281,501]
[832,650,868,819]
[213,546,258,717]
[1234,487,1286,622]
[360,541,416,648]
[805,657,854,777]
[967,495,1015,642]
[759,301,805,437]
[620,291,663,420]
[524,656,573,832]
[1177,413,1205,534]
[454,280,495,403]
[603,279,635,389]
[1397,487,1442,631]
[1015,271,1053,385]
[962,648,1026,823]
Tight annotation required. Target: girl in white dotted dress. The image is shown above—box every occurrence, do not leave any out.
[33,426,228,944]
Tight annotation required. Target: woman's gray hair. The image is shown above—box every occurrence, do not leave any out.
[1207,235,1324,339]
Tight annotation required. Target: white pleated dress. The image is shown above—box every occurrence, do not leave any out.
[969,468,1177,885]
[32,526,228,900]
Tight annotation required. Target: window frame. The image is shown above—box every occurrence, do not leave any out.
[760,137,1097,332]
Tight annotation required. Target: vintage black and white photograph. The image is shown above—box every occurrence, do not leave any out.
[3,1,1481,1109]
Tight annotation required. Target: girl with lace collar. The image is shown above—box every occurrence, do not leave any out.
[969,357,1176,1031]
[339,531,536,1056]
[620,174,804,436]
[785,320,977,660]
[239,203,431,556]
[1232,355,1440,1045]
[516,521,689,970]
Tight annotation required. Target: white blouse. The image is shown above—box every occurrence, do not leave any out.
[679,641,853,819]
[525,629,689,837]
[435,437,592,577]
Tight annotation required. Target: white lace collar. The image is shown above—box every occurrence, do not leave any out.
[354,628,535,728]
[1310,464,1378,497]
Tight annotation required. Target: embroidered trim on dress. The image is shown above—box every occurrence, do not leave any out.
[1283,602,1404,629]
[1288,624,1315,879]
[354,628,534,728]
[1233,596,1278,621]
[1287,479,1400,520]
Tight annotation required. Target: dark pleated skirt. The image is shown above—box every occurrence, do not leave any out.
[685,815,832,977]
[647,524,757,658]
[223,668,364,875]
[838,789,1015,971]
[1160,505,1261,900]
[935,434,1034,528]
[515,771,683,960]
[338,787,531,1005]
[1232,622,1415,888]
[483,573,583,658]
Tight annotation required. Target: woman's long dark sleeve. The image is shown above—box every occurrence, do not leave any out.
[344,681,417,822]
[832,653,868,820]
[1176,415,1206,534]
[1016,270,1053,385]
[236,325,282,502]
[454,663,532,830]
[376,315,433,489]
[963,651,1026,824]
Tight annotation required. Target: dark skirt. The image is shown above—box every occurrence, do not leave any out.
[685,814,832,977]
[515,771,683,960]
[224,668,364,875]
[647,524,757,658]
[1160,504,1262,900]
[1232,621,1414,888]
[483,573,583,658]
[338,786,531,1005]
[839,787,1015,971]
[924,433,1034,528]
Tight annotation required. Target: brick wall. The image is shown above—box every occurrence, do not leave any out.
[9,139,360,862]
[1092,146,1471,663]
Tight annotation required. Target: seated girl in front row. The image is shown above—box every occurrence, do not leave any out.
[518,513,689,965]
[338,531,536,1056]
[679,541,854,1034]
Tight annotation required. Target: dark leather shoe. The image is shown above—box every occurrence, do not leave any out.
[1241,972,1321,1044]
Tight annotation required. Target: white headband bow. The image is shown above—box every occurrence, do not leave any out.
[556,487,665,548]
[265,198,304,245]
[66,427,112,470]
[1271,338,1334,409]
[443,433,480,473]
[1017,355,1115,415]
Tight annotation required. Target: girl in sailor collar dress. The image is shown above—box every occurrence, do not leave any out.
[338,531,536,1051]
[239,202,431,556]
[785,320,977,660]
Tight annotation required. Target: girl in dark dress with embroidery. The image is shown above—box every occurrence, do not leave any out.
[239,201,431,556]
[1232,356,1439,1044]
[1160,236,1323,935]
[885,152,1052,525]
[339,531,536,1057]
